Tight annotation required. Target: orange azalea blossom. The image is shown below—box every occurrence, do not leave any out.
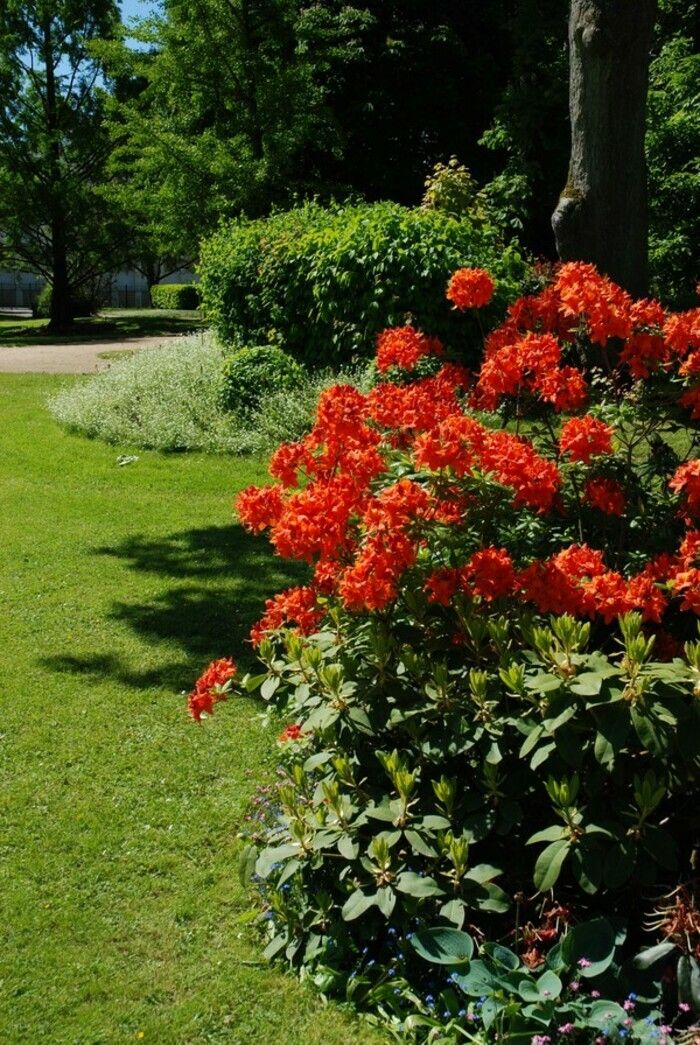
[559,415,613,465]
[211,261,700,675]
[250,587,323,646]
[278,723,305,743]
[188,658,237,721]
[584,477,625,516]
[446,267,495,309]
[376,325,443,373]
[670,460,700,518]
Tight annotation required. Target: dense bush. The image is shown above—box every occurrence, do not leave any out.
[198,201,527,365]
[192,264,700,1041]
[150,283,200,310]
[33,283,101,319]
[647,35,700,308]
[220,345,305,415]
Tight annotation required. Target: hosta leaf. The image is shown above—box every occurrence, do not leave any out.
[587,1000,627,1028]
[482,942,520,971]
[440,899,465,927]
[533,839,570,892]
[409,927,474,965]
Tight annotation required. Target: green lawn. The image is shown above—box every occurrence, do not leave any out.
[0,374,381,1044]
[0,308,207,347]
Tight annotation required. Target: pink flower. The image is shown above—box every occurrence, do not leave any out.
[577,958,592,968]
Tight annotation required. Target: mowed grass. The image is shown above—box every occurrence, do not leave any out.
[0,308,207,347]
[0,375,382,1044]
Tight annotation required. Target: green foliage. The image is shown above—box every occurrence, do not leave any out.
[0,1,128,326]
[421,158,480,219]
[199,201,527,364]
[33,283,101,320]
[220,345,305,416]
[150,283,200,311]
[647,35,700,307]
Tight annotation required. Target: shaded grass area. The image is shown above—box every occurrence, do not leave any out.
[0,374,381,1044]
[0,308,207,347]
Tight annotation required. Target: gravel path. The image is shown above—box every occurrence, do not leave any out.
[0,335,176,374]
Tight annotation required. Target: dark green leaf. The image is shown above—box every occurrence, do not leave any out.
[410,927,474,965]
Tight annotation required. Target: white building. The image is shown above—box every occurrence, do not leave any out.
[0,267,197,310]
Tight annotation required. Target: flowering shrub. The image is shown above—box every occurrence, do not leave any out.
[193,262,700,1041]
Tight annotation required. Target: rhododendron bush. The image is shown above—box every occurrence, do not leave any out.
[192,263,700,1041]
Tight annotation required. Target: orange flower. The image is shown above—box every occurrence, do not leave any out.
[559,415,613,464]
[446,267,495,309]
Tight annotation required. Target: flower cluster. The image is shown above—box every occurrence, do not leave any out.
[233,265,700,650]
[187,658,237,721]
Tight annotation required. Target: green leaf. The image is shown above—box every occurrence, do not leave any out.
[440,899,465,927]
[570,671,605,696]
[260,675,280,701]
[464,863,501,884]
[243,672,268,692]
[337,834,358,861]
[410,927,474,965]
[404,829,438,858]
[256,844,299,878]
[530,742,556,771]
[376,886,396,919]
[603,840,636,888]
[533,839,570,892]
[571,842,602,894]
[341,889,376,921]
[238,843,257,887]
[527,825,567,845]
[587,1000,627,1028]
[396,871,444,898]
[263,933,287,960]
[562,917,616,977]
[633,941,677,970]
[519,724,544,758]
[481,942,520,971]
[451,959,496,995]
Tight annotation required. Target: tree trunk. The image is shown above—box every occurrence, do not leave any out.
[552,0,657,297]
[42,15,74,333]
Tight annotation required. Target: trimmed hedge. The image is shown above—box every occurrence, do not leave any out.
[150,283,200,310]
[33,284,100,319]
[220,345,305,415]
[198,201,528,365]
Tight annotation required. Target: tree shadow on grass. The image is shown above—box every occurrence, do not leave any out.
[42,524,307,692]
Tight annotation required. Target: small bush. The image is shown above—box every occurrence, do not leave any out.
[150,283,200,310]
[198,200,527,365]
[33,283,100,319]
[220,345,305,415]
[49,333,239,452]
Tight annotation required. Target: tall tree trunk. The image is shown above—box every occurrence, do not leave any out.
[42,15,74,333]
[552,0,657,297]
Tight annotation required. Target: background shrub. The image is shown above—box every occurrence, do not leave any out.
[220,345,305,415]
[33,283,101,319]
[49,333,238,452]
[150,283,200,310]
[198,200,527,365]
[49,333,369,456]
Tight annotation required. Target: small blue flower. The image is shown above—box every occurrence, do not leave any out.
[458,1009,467,1018]
[425,994,434,1004]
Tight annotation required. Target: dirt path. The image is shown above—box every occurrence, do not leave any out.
[0,335,175,374]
